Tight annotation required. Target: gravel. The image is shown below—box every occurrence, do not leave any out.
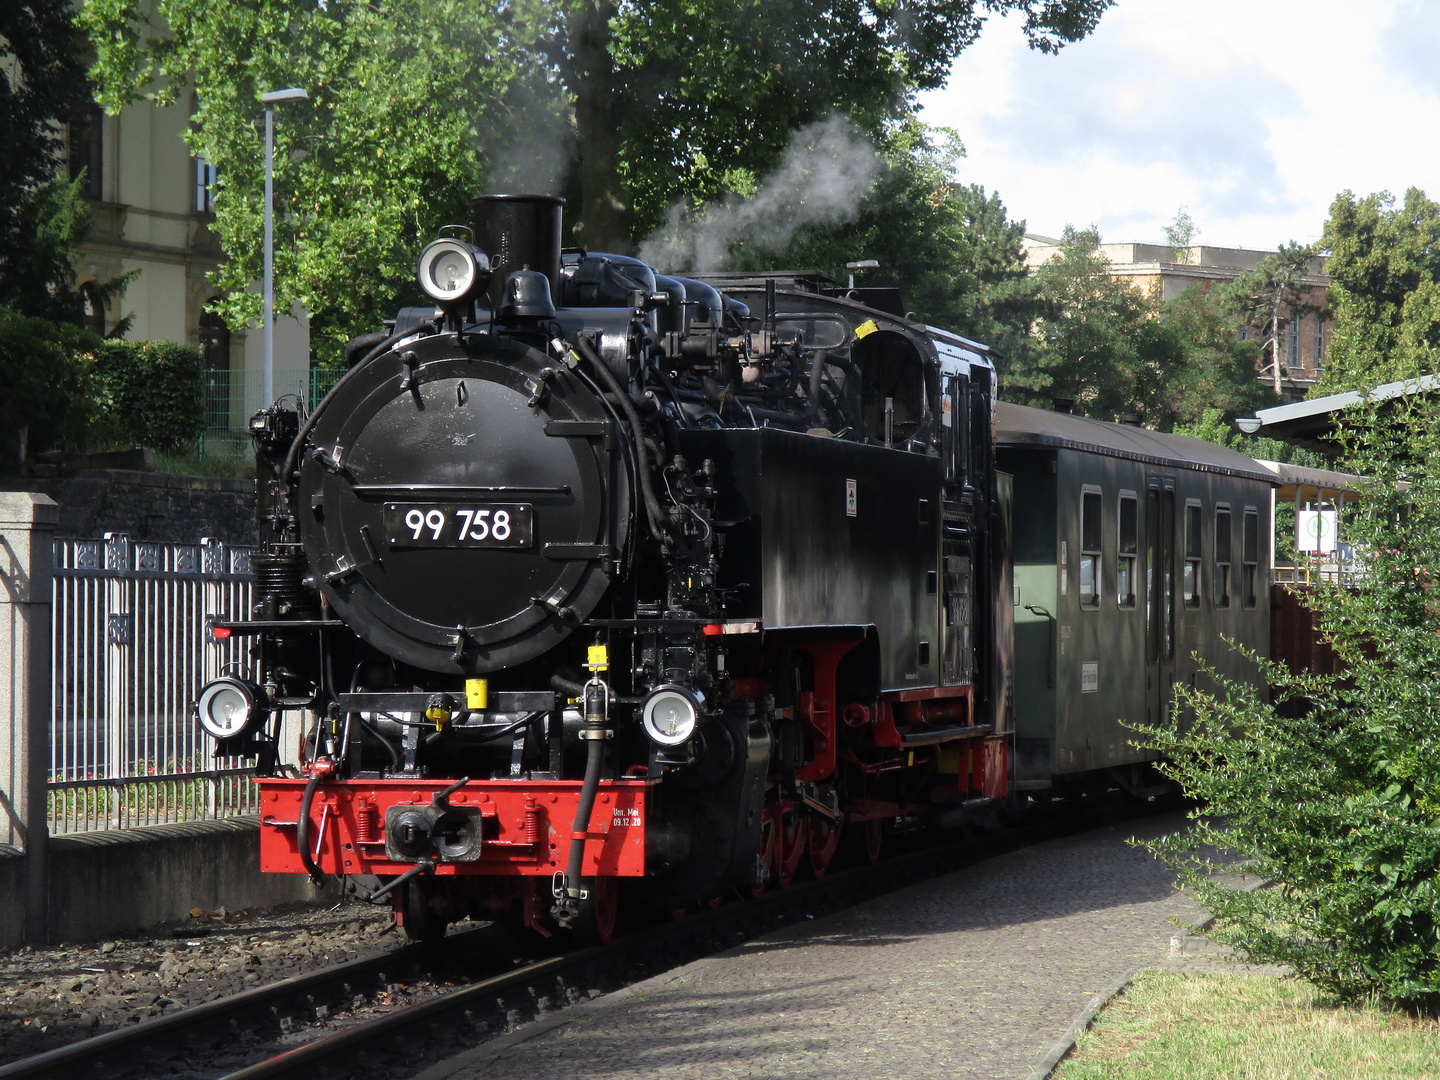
[0,896,402,1067]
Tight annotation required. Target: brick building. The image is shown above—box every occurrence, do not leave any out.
[1021,238,1330,398]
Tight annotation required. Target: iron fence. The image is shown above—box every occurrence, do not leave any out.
[49,534,259,833]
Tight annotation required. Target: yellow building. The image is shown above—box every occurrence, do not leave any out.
[68,77,310,452]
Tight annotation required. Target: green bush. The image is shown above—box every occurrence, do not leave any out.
[0,305,102,467]
[1143,394,1440,1011]
[0,310,207,470]
[87,339,206,452]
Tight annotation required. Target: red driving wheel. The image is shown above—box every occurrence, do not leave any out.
[808,813,844,879]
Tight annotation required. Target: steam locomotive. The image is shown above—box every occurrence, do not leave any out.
[199,194,1274,940]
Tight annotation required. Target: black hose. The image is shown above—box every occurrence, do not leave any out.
[358,716,402,770]
[808,348,826,415]
[575,336,670,542]
[549,672,586,698]
[564,735,605,903]
[296,772,326,886]
[282,326,423,487]
[343,330,388,368]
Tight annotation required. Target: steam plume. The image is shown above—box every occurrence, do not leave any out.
[638,115,882,272]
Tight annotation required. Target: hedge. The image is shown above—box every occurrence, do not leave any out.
[0,307,207,471]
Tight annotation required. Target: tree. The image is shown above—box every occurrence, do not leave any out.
[1000,227,1183,422]
[708,121,1038,339]
[81,0,556,365]
[1163,206,1197,265]
[578,0,1112,250]
[1144,393,1440,1012]
[1158,283,1275,429]
[0,0,101,322]
[1317,188,1440,393]
[82,0,1113,363]
[1221,242,1319,395]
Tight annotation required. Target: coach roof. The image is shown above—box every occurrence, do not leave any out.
[995,401,1278,485]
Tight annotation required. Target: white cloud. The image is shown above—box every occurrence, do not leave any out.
[918,0,1440,251]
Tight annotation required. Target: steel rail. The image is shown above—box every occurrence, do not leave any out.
[0,793,1179,1080]
[0,926,496,1080]
[216,796,1178,1080]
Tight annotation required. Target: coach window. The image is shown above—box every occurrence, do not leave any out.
[1117,492,1137,607]
[1183,501,1202,609]
[1080,487,1102,609]
[1242,508,1260,608]
[1214,506,1232,608]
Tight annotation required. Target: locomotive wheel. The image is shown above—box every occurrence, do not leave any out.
[807,813,844,879]
[864,819,883,864]
[751,808,780,898]
[399,879,449,943]
[571,877,621,945]
[776,807,807,889]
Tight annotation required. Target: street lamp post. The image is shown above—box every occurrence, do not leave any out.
[261,87,309,410]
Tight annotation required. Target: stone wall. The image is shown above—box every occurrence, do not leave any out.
[1,470,257,545]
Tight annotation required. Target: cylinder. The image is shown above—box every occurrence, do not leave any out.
[471,194,564,314]
[252,543,315,618]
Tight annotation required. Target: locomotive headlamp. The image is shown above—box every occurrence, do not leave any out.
[417,238,490,305]
[195,677,268,741]
[640,685,704,746]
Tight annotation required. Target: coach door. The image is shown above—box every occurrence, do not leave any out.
[1145,479,1176,726]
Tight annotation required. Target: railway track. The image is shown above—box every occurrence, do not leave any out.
[0,793,1178,1080]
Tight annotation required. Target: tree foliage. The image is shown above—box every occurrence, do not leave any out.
[82,0,1113,363]
[0,308,103,468]
[1317,188,1440,393]
[1143,395,1440,1012]
[0,0,108,323]
[727,123,1038,342]
[588,0,1112,248]
[81,0,557,366]
[1219,242,1319,394]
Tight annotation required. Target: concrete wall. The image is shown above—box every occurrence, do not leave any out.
[0,818,322,945]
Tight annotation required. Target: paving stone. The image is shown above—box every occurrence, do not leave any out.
[422,811,1203,1080]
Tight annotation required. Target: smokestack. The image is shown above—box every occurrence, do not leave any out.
[471,194,564,313]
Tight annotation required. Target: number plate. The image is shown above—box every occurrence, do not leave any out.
[383,503,534,549]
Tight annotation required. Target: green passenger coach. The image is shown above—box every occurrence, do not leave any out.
[996,402,1276,793]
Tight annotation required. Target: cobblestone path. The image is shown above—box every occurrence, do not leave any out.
[420,811,1202,1080]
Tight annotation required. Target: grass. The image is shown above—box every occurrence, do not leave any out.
[154,448,256,480]
[1055,970,1440,1079]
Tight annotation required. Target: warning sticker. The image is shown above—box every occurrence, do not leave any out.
[845,479,858,517]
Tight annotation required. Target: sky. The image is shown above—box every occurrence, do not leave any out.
[916,0,1440,251]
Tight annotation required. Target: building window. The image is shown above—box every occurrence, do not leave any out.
[1214,506,1232,609]
[1117,492,1137,608]
[80,282,105,336]
[196,156,218,214]
[1237,326,1248,342]
[1288,314,1300,368]
[1242,508,1259,609]
[1314,316,1325,368]
[1080,487,1102,609]
[1183,501,1202,609]
[69,104,104,201]
[199,311,231,430]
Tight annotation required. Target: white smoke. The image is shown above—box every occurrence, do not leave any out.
[638,115,882,273]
